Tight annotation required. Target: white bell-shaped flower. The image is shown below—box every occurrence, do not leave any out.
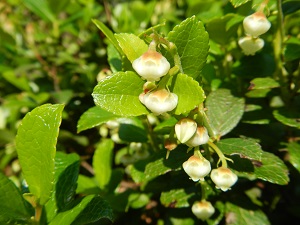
[185,126,209,147]
[210,167,238,192]
[182,155,211,182]
[192,200,215,221]
[139,89,178,115]
[238,36,264,56]
[132,50,170,81]
[243,12,271,38]
[175,118,197,143]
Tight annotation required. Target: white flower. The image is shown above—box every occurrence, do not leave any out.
[243,12,271,38]
[238,36,264,56]
[139,89,178,115]
[210,167,238,192]
[182,155,211,182]
[192,200,215,221]
[185,126,209,147]
[175,118,197,143]
[132,50,170,81]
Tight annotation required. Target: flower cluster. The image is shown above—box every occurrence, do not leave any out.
[239,11,271,55]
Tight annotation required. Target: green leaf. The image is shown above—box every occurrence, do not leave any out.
[154,117,178,134]
[93,139,114,190]
[284,37,300,61]
[230,0,251,7]
[48,0,70,14]
[2,71,31,92]
[206,89,245,137]
[225,201,270,225]
[77,106,120,133]
[49,195,113,225]
[23,0,56,22]
[171,73,206,115]
[16,104,64,205]
[114,33,148,62]
[248,77,280,90]
[118,118,148,142]
[76,175,100,195]
[107,43,122,73]
[168,16,209,79]
[45,152,80,222]
[0,173,33,223]
[92,71,148,116]
[273,108,300,129]
[160,189,194,208]
[286,142,300,173]
[92,19,123,54]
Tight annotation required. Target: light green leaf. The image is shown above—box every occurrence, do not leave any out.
[0,173,33,224]
[248,77,280,90]
[230,0,251,7]
[160,189,194,208]
[77,106,120,133]
[206,89,245,137]
[114,33,148,62]
[93,139,114,190]
[16,104,64,205]
[168,16,209,79]
[45,152,80,222]
[92,71,148,116]
[92,19,123,54]
[273,108,300,129]
[286,142,300,173]
[76,175,100,195]
[171,73,206,115]
[23,0,56,22]
[49,195,113,225]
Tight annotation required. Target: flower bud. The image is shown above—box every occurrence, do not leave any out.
[132,50,170,81]
[243,12,271,38]
[139,89,178,115]
[185,126,209,147]
[238,36,264,56]
[175,118,197,143]
[210,167,238,191]
[192,200,215,221]
[182,155,211,182]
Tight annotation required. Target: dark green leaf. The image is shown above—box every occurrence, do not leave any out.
[118,118,148,142]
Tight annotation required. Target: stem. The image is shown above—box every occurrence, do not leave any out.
[142,116,160,152]
[200,181,207,200]
[198,104,215,140]
[207,141,227,168]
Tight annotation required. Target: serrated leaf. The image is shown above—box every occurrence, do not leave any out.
[206,89,245,137]
[16,104,64,205]
[49,195,113,225]
[286,142,300,173]
[115,33,148,62]
[45,152,80,222]
[77,106,120,133]
[0,173,33,223]
[23,0,56,22]
[248,77,280,90]
[168,16,209,79]
[160,189,194,208]
[92,71,148,116]
[171,73,205,115]
[93,139,114,190]
[230,0,251,7]
[273,108,300,129]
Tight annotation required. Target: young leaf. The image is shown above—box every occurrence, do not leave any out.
[171,73,206,115]
[206,89,245,137]
[168,16,209,79]
[229,0,251,8]
[15,104,64,205]
[92,71,149,116]
[93,139,114,190]
[0,173,33,224]
[115,33,148,62]
[77,106,120,133]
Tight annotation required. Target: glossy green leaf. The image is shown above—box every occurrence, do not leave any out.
[49,195,113,225]
[0,173,33,224]
[115,33,148,62]
[16,104,64,205]
[167,16,209,79]
[45,152,80,222]
[171,73,206,115]
[92,19,123,54]
[273,108,300,129]
[23,0,56,22]
[248,77,280,90]
[206,89,245,137]
[230,0,251,7]
[286,142,300,173]
[160,189,194,208]
[92,71,148,116]
[93,139,114,190]
[77,106,120,133]
[118,118,148,142]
